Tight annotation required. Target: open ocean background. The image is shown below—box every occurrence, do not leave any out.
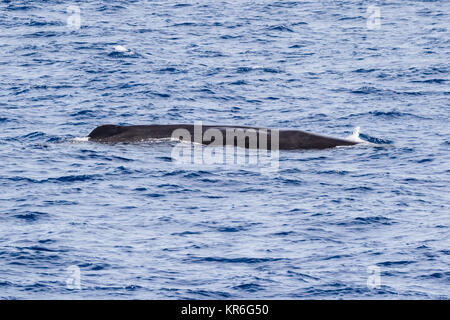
[0,0,449,299]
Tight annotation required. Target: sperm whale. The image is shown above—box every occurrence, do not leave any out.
[88,124,358,150]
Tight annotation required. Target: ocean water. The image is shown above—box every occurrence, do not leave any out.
[0,0,449,299]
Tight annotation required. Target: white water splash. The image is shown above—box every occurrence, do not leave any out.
[113,45,134,55]
[71,137,89,142]
[113,45,127,52]
[346,126,366,143]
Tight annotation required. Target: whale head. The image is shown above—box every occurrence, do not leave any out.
[88,124,124,140]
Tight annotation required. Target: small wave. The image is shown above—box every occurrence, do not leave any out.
[229,80,248,85]
[359,133,393,145]
[411,79,447,84]
[352,216,394,225]
[157,67,186,74]
[217,226,247,233]
[6,4,36,11]
[151,92,171,98]
[187,256,282,264]
[185,289,232,299]
[235,66,274,74]
[172,22,198,27]
[350,86,384,95]
[7,174,101,184]
[173,3,192,8]
[352,68,377,73]
[338,16,364,21]
[13,211,48,222]
[49,174,101,183]
[346,110,430,121]
[233,283,263,292]
[70,110,96,118]
[345,127,392,145]
[171,231,202,236]
[377,260,416,267]
[20,132,46,141]
[369,111,427,120]
[267,25,294,32]
[418,272,450,280]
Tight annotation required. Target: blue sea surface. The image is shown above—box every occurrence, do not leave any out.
[0,0,449,299]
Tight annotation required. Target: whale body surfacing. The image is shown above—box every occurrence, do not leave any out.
[88,124,358,150]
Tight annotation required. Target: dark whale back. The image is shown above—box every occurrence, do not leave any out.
[88,124,358,149]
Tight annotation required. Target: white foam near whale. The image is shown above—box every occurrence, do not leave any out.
[346,126,366,143]
[71,137,90,142]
